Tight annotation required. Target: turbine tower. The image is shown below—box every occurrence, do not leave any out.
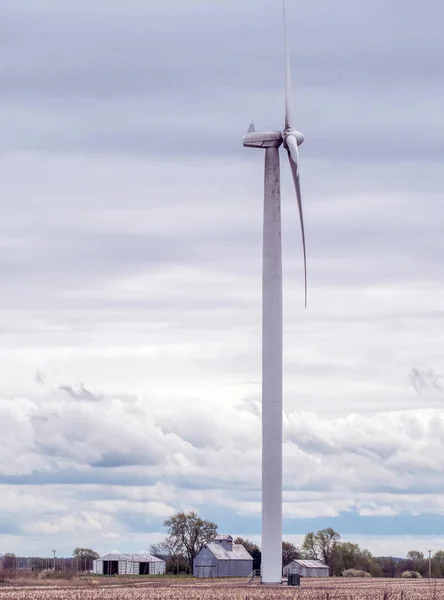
[243,0,307,585]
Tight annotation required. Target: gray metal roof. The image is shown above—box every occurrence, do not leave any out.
[288,559,329,569]
[98,553,164,562]
[206,542,253,561]
[214,534,233,541]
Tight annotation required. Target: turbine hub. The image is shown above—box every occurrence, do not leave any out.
[282,128,304,147]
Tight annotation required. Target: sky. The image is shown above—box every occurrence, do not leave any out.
[0,0,443,560]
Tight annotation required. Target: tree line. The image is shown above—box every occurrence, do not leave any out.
[1,548,99,573]
[4,512,444,578]
[150,511,444,578]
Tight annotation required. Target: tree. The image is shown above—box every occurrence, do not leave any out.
[73,548,100,559]
[333,542,361,574]
[356,548,383,577]
[3,553,16,570]
[302,528,340,572]
[406,550,424,564]
[163,511,218,569]
[333,542,382,577]
[302,532,319,560]
[234,538,261,571]
[282,541,300,568]
[317,528,341,568]
[406,550,426,576]
[150,536,187,574]
[433,550,444,577]
[73,548,100,572]
[375,556,397,578]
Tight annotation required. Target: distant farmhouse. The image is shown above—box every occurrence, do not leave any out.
[283,559,329,578]
[193,535,253,578]
[93,553,166,576]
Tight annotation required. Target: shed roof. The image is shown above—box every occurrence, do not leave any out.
[205,542,252,561]
[98,553,164,562]
[287,559,329,569]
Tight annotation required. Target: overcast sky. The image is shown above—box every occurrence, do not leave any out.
[1,0,443,559]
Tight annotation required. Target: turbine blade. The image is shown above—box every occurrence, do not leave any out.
[287,152,307,308]
[283,0,293,130]
[286,134,299,174]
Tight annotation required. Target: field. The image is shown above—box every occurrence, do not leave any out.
[1,577,444,600]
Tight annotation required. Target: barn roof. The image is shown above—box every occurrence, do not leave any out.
[205,542,252,561]
[288,559,329,569]
[98,553,164,562]
[214,534,233,541]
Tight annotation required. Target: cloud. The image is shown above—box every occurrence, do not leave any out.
[410,367,444,394]
[2,390,444,539]
[2,389,444,556]
[1,0,444,559]
[59,384,103,402]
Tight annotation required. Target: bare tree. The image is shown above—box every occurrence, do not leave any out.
[150,536,185,574]
[163,511,217,569]
[3,553,16,570]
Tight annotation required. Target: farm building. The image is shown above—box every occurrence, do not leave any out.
[93,553,165,576]
[283,559,329,578]
[193,535,253,578]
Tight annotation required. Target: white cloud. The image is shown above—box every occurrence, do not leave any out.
[2,386,444,553]
[1,0,444,559]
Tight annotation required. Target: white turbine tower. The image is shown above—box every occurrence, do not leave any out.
[243,0,307,585]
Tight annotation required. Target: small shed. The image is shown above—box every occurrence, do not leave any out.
[93,553,165,576]
[283,559,329,578]
[193,535,253,578]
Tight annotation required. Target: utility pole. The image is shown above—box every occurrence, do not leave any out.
[428,550,432,578]
[53,550,56,571]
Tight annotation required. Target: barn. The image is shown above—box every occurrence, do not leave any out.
[193,535,253,578]
[283,559,329,578]
[93,553,166,576]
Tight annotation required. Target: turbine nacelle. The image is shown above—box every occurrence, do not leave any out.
[243,123,282,149]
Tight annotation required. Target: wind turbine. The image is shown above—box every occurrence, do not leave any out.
[243,0,307,585]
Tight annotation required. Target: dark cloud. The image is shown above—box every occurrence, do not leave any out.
[60,384,102,402]
[0,0,443,164]
[92,451,162,469]
[410,367,444,394]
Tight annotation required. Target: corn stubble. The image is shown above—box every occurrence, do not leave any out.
[1,578,444,600]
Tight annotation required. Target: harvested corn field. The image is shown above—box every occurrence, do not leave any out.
[1,578,444,600]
